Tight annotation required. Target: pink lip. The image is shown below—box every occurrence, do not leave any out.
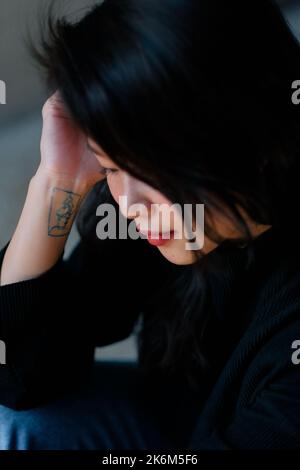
[136,225,175,246]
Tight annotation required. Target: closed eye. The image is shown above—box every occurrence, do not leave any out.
[99,167,118,177]
[86,143,119,177]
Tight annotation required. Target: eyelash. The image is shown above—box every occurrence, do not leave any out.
[99,167,118,177]
[86,143,118,176]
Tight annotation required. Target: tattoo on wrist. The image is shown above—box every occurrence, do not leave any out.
[48,187,81,237]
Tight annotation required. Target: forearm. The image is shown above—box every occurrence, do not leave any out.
[0,167,91,286]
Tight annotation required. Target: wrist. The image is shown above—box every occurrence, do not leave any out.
[27,166,89,239]
[30,165,93,195]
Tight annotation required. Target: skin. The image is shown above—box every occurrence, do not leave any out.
[87,138,272,266]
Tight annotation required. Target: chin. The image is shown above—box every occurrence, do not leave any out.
[157,246,199,265]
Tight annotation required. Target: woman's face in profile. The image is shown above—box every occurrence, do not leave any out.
[87,138,271,265]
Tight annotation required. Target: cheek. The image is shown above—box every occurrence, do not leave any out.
[107,177,122,205]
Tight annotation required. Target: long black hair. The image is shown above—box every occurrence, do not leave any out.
[26,0,300,389]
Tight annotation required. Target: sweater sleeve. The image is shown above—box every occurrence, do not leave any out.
[0,232,163,410]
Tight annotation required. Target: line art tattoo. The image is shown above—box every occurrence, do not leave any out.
[48,187,81,237]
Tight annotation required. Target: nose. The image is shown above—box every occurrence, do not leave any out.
[118,173,151,221]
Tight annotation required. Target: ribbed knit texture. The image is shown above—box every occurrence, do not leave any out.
[0,226,300,448]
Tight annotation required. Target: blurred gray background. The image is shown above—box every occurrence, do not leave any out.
[0,0,300,362]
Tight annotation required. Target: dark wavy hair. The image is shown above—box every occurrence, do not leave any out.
[26,0,300,390]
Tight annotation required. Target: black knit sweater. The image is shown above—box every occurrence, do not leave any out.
[0,223,300,450]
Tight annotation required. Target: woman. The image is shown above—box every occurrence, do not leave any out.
[0,0,300,451]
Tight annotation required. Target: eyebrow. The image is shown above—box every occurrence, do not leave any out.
[87,141,119,167]
[87,141,104,156]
